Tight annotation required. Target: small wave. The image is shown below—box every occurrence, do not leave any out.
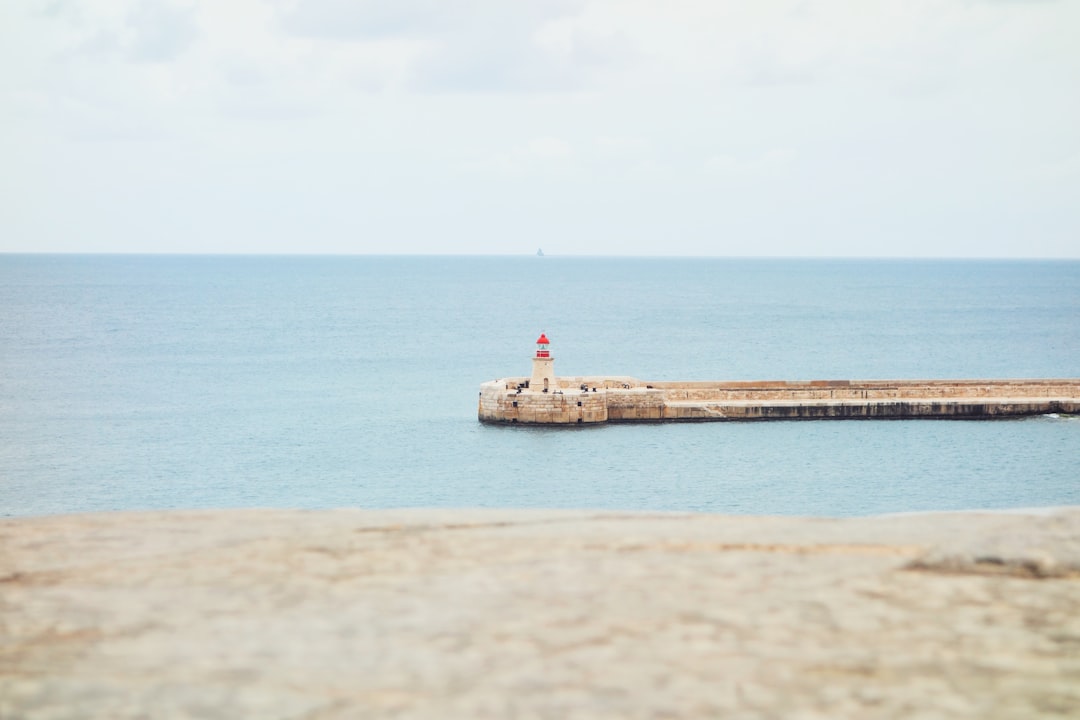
[1042,412,1079,422]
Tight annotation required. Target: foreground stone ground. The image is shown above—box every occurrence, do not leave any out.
[1,508,1078,719]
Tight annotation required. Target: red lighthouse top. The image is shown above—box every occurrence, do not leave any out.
[535,333,551,358]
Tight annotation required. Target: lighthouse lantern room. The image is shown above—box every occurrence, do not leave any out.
[530,333,556,392]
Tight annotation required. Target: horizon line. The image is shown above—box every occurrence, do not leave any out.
[3,251,1080,261]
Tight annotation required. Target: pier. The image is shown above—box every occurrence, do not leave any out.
[479,335,1080,425]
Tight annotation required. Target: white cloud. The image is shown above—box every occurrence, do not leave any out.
[463,136,575,175]
[594,135,648,155]
[703,149,796,181]
[278,0,633,92]
[126,0,197,63]
[281,0,455,40]
[1,0,1078,256]
[524,136,572,159]
[281,0,583,41]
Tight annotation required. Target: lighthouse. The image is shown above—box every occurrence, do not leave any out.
[530,332,556,392]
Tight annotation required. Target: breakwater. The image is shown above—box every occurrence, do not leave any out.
[478,377,1080,425]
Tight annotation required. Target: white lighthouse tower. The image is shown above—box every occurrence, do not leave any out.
[530,332,556,393]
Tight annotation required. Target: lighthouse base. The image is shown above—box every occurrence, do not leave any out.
[478,377,623,424]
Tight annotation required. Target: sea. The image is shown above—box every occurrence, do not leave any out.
[1,255,1078,518]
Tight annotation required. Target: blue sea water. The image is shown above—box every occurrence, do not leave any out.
[1,255,1078,518]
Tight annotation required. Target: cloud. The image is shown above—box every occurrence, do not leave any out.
[279,0,630,92]
[47,0,197,64]
[40,0,76,19]
[282,0,582,41]
[416,26,634,92]
[463,136,575,175]
[737,47,817,87]
[3,0,1078,256]
[524,136,572,158]
[282,0,458,40]
[703,149,796,181]
[126,0,197,63]
[595,135,648,155]
[412,39,573,93]
[71,28,126,60]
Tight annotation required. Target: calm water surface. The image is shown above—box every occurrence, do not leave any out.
[1,255,1078,517]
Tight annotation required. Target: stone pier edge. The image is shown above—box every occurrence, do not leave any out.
[478,377,1080,425]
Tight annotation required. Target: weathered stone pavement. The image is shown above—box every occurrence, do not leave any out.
[2,508,1078,719]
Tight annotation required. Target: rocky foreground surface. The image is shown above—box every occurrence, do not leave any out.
[2,508,1079,719]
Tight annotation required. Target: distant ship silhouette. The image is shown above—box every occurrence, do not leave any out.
[536,248,544,257]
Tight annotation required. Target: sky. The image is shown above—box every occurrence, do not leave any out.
[2,0,1078,257]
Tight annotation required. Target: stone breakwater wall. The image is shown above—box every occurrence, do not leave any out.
[478,377,1080,424]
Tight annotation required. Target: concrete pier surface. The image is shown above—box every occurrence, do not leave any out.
[479,377,1080,424]
[3,507,1079,719]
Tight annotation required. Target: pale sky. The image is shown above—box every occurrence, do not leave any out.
[2,0,1078,257]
